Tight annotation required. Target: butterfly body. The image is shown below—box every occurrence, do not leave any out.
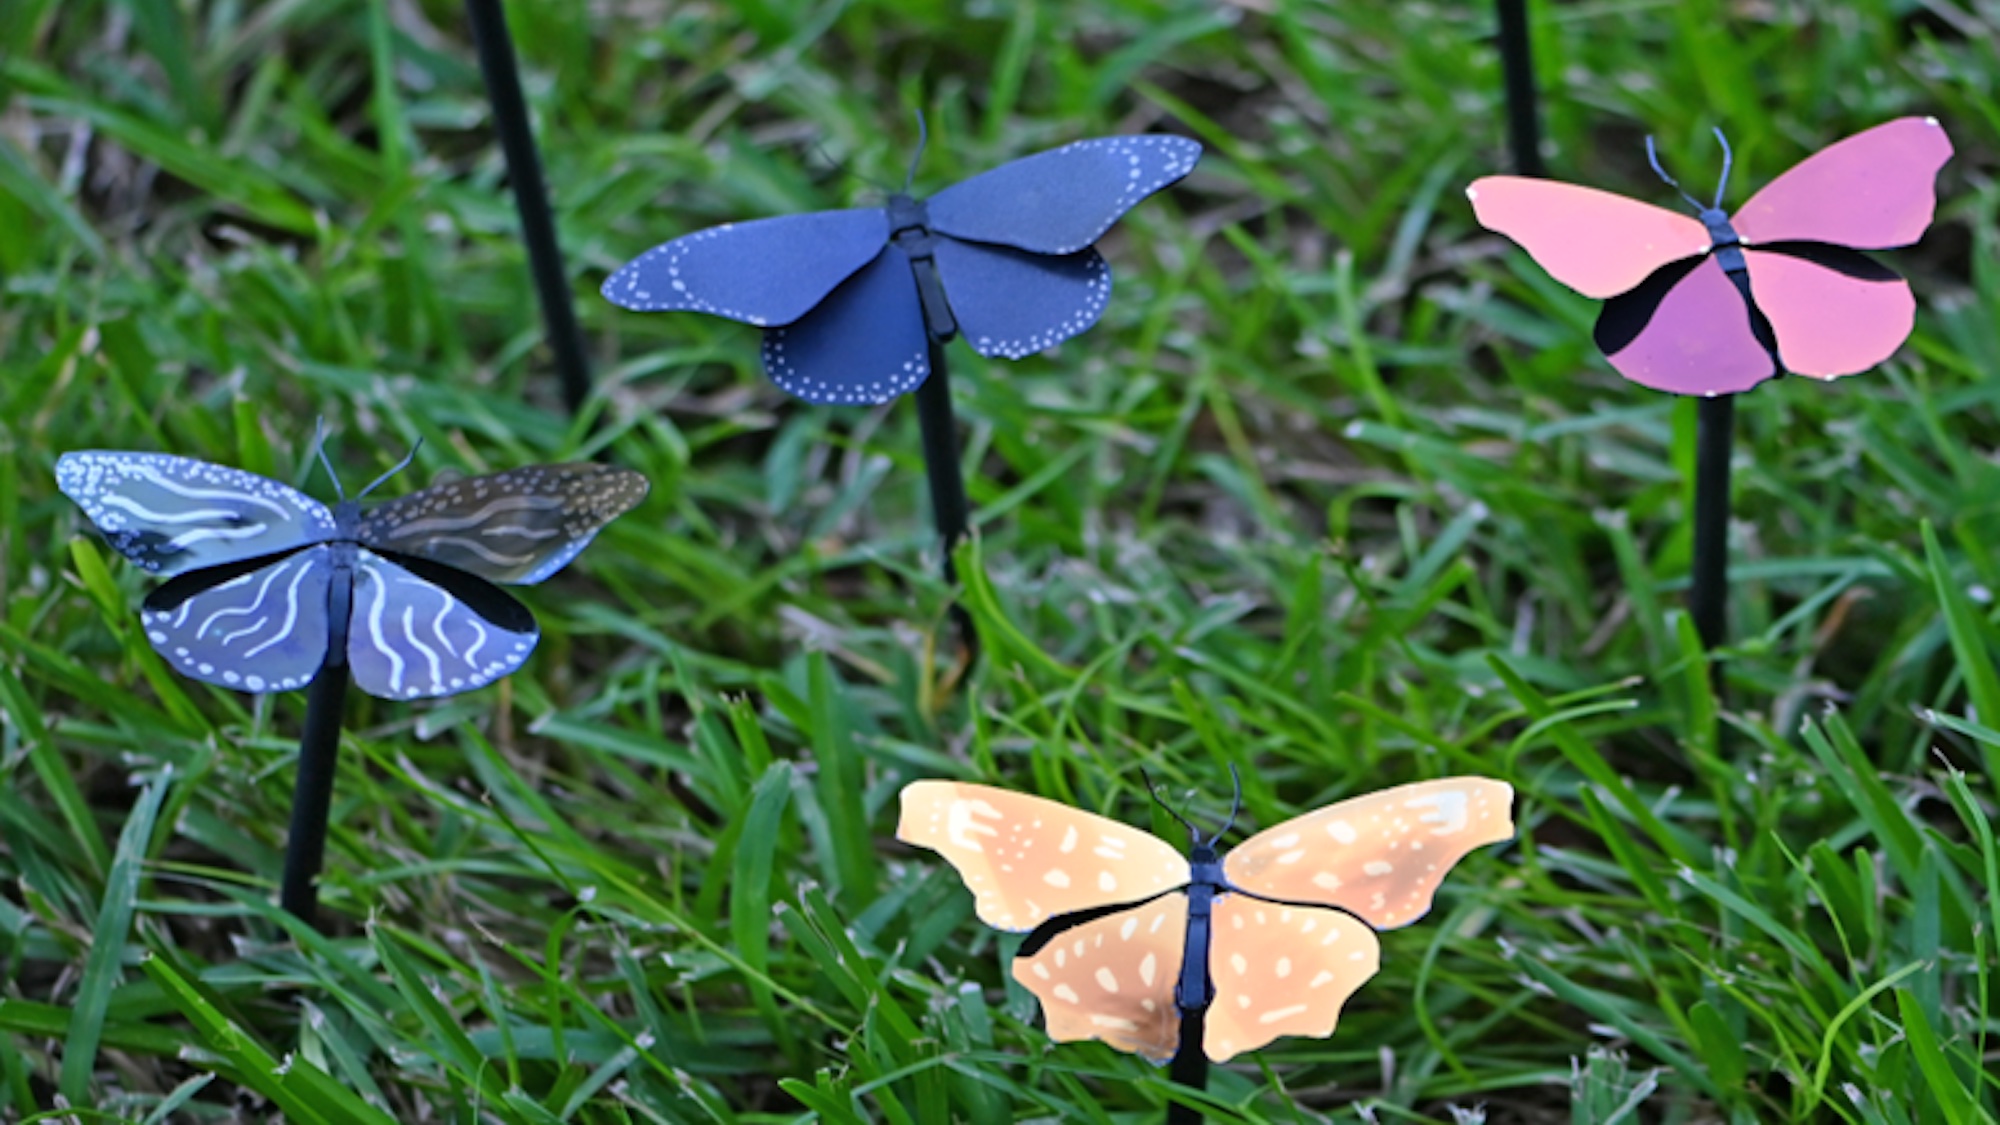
[59,452,647,699]
[899,777,1513,1062]
[1468,117,1951,395]
[604,135,1201,405]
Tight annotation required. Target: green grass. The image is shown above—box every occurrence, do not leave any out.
[2,0,1998,1121]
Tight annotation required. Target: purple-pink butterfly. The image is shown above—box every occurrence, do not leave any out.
[1468,117,1952,396]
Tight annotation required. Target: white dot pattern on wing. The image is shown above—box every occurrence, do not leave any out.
[55,451,333,574]
[1045,136,1201,253]
[763,332,929,406]
[607,224,772,323]
[969,252,1111,360]
[937,135,1200,255]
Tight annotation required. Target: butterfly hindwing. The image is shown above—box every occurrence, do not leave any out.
[345,548,538,699]
[601,209,890,327]
[56,451,335,578]
[355,464,648,585]
[1732,116,1953,250]
[1010,893,1188,1063]
[897,781,1190,932]
[1467,177,1712,300]
[762,244,935,405]
[1741,246,1914,379]
[1202,898,1380,1062]
[932,239,1111,361]
[1223,778,1514,930]
[1594,255,1777,396]
[926,135,1202,256]
[139,546,333,693]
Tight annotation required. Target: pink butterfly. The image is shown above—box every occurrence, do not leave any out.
[898,777,1513,1062]
[1468,117,1952,396]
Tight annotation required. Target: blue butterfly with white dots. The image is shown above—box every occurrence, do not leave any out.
[56,449,647,699]
[602,134,1202,405]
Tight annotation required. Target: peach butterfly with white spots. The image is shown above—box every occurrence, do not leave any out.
[897,777,1514,1063]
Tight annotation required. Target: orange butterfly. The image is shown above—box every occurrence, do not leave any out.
[898,776,1514,1062]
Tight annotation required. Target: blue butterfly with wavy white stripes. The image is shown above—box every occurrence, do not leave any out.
[602,134,1201,405]
[56,451,647,699]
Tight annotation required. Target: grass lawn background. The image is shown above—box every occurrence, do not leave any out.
[2,0,1998,1121]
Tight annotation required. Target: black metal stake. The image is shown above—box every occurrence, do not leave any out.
[466,0,593,415]
[1165,1009,1209,1124]
[1495,0,1545,177]
[913,338,971,581]
[279,664,349,927]
[1690,394,1734,652]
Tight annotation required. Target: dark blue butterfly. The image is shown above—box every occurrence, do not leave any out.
[56,451,648,699]
[602,135,1202,405]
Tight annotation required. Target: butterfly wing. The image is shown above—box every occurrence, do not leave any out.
[1594,255,1777,395]
[139,547,333,692]
[931,239,1110,360]
[345,548,538,699]
[925,135,1201,256]
[601,209,890,327]
[761,243,933,404]
[355,464,647,585]
[1741,246,1915,379]
[897,781,1190,931]
[56,451,335,577]
[1202,898,1380,1062]
[1731,117,1952,249]
[1222,778,1513,929]
[1009,893,1188,1062]
[1467,177,1712,299]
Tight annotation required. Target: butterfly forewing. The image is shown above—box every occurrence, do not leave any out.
[926,135,1202,256]
[1202,898,1380,1062]
[1467,178,1711,300]
[346,548,537,699]
[601,209,889,326]
[897,781,1189,931]
[1223,778,1514,929]
[1011,894,1187,1062]
[355,464,647,586]
[140,547,333,692]
[1732,117,1952,250]
[931,240,1111,361]
[57,452,335,578]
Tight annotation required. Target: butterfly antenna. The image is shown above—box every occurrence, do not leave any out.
[356,439,423,500]
[1208,763,1244,846]
[310,418,345,503]
[1710,126,1733,210]
[1140,769,1203,846]
[905,109,927,195]
[1644,135,1705,211]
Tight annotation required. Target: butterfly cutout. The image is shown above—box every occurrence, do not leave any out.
[898,776,1514,1062]
[1468,117,1952,396]
[601,134,1201,405]
[56,451,647,699]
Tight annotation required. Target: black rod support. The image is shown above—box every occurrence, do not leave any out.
[1165,1009,1209,1125]
[1495,0,1545,177]
[913,338,970,580]
[280,663,350,928]
[466,0,593,415]
[1690,393,1735,652]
